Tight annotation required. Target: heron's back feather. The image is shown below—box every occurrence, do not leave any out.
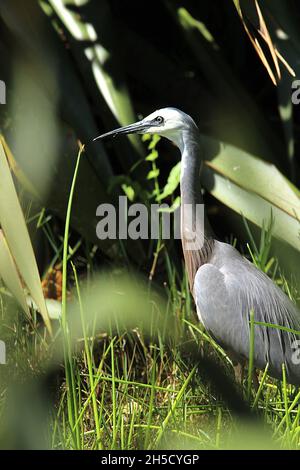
[194,241,300,384]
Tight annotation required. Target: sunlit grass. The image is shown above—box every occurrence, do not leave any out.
[0,211,299,449]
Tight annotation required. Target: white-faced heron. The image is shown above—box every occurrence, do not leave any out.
[94,107,300,385]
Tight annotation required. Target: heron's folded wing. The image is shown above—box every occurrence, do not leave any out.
[194,261,300,383]
[194,263,249,359]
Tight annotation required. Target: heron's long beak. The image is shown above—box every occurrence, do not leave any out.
[93,120,151,141]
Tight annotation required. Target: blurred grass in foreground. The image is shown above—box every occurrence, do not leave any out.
[0,261,299,449]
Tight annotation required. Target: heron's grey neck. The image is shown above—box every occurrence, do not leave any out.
[178,128,214,289]
[179,130,202,204]
[179,128,213,238]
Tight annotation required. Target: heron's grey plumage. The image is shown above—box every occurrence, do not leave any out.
[94,107,300,385]
[194,241,300,384]
[174,108,300,385]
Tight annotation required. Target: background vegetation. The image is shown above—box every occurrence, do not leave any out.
[0,0,299,450]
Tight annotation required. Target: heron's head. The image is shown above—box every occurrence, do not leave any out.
[93,107,198,149]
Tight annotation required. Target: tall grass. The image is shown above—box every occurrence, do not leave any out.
[1,208,300,449]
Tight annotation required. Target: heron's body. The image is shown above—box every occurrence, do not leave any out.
[94,107,300,385]
[194,240,300,384]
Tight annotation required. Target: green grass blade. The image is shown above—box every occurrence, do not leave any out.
[247,310,255,400]
[152,366,196,449]
[61,143,85,449]
[0,140,51,333]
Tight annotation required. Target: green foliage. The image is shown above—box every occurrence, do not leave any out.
[0,0,300,452]
[0,0,299,261]
[0,140,51,332]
